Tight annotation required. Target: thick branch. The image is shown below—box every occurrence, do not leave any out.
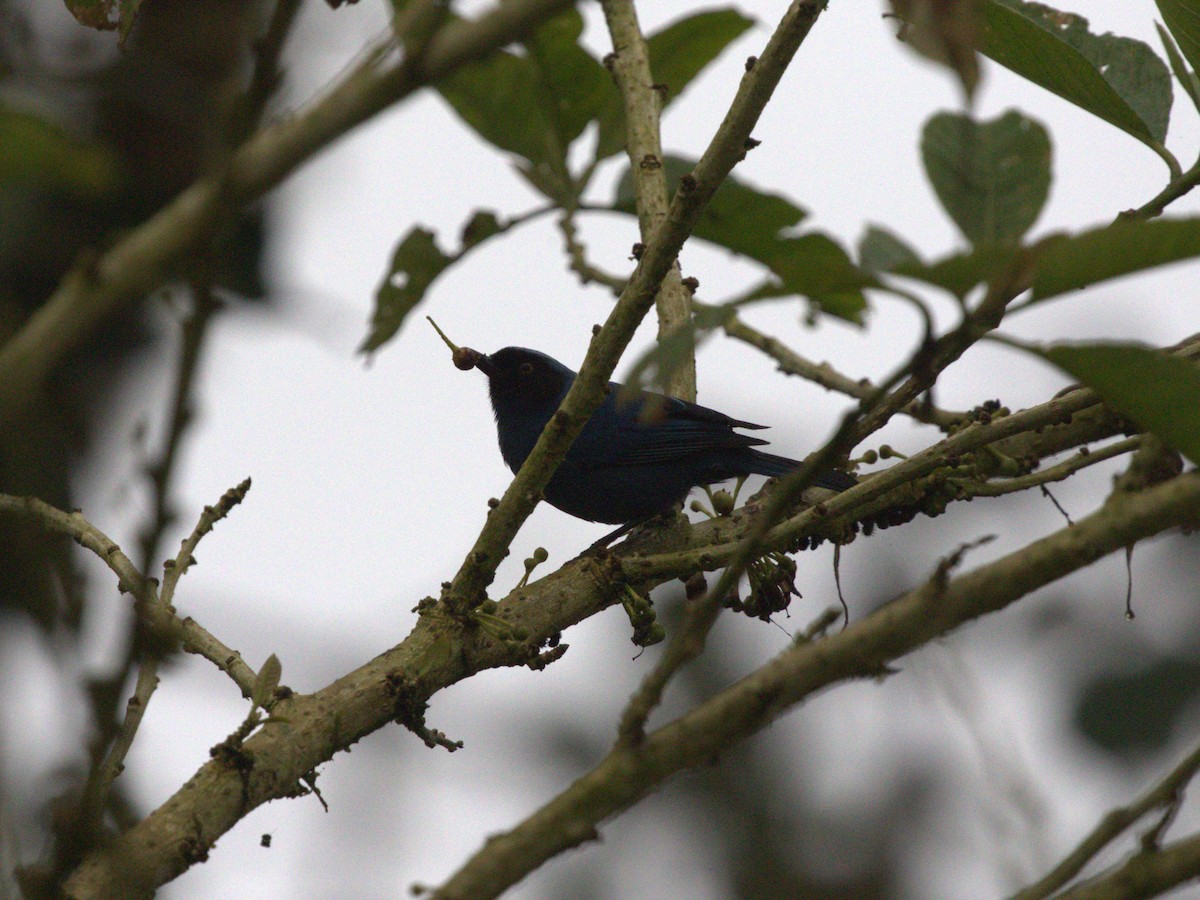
[433,474,1200,900]
[1013,741,1200,900]
[1052,831,1200,899]
[0,0,576,420]
[58,337,1191,895]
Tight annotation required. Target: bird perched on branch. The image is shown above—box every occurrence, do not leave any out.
[430,320,855,542]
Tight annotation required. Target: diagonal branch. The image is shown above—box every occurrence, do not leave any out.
[432,473,1200,900]
[444,0,832,612]
[1012,740,1200,900]
[0,0,576,421]
[1051,830,1200,899]
[57,334,1193,897]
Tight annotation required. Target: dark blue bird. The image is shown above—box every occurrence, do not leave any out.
[465,345,855,532]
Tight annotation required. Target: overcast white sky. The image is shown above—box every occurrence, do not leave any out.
[7,2,1200,898]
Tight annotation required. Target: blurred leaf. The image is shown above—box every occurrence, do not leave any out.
[623,303,736,394]
[1075,658,1200,756]
[765,235,871,322]
[615,155,807,257]
[0,105,119,196]
[460,210,503,249]
[858,225,922,273]
[361,228,451,355]
[980,1,1171,146]
[615,157,866,320]
[893,244,1018,299]
[1156,21,1200,116]
[890,0,981,98]
[648,9,756,101]
[438,10,608,198]
[597,8,755,159]
[1037,342,1200,465]
[1156,0,1200,84]
[438,49,557,168]
[921,110,1051,246]
[524,12,612,147]
[1030,216,1200,300]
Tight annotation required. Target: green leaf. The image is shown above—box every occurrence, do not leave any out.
[980,1,1170,147]
[648,9,755,103]
[0,105,118,196]
[615,155,807,258]
[524,12,612,147]
[1030,216,1200,300]
[893,244,1019,299]
[765,235,871,322]
[597,8,755,159]
[1156,21,1200,116]
[438,51,555,166]
[361,228,452,355]
[1156,0,1200,83]
[921,110,1051,246]
[437,10,608,194]
[1038,342,1200,464]
[889,0,982,99]
[858,225,922,273]
[459,210,503,249]
[362,211,516,354]
[615,156,867,321]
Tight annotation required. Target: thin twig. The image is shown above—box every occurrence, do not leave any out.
[161,478,252,608]
[557,209,628,293]
[0,0,576,421]
[963,437,1142,498]
[616,572,716,747]
[715,303,966,428]
[1012,741,1200,899]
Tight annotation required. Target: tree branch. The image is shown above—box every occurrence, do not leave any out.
[442,0,832,611]
[602,0,696,401]
[56,330,1195,896]
[0,0,577,420]
[1012,740,1200,900]
[432,473,1200,900]
[1052,831,1200,899]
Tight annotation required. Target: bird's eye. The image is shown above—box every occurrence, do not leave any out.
[519,362,535,376]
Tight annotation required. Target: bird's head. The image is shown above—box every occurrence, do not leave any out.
[425,319,573,419]
[478,347,573,417]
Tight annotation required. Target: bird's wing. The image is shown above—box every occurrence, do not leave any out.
[601,392,770,467]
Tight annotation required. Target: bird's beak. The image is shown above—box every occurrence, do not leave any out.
[472,351,496,377]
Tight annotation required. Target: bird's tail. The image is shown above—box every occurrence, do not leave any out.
[749,450,858,491]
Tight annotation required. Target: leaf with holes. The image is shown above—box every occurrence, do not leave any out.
[361,229,452,355]
[980,1,1171,147]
